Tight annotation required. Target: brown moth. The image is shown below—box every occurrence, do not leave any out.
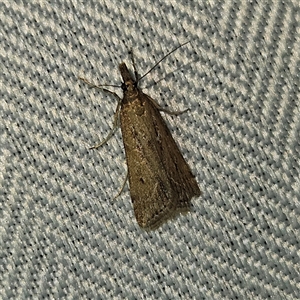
[80,44,200,229]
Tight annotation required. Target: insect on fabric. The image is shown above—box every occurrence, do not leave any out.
[80,42,200,229]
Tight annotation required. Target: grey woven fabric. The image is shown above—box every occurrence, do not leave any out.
[1,0,299,299]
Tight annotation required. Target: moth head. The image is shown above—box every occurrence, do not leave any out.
[121,80,137,92]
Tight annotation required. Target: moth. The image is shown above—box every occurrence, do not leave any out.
[80,44,200,229]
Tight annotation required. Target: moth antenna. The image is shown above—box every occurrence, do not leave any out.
[138,41,190,82]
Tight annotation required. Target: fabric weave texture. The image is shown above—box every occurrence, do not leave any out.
[1,0,299,299]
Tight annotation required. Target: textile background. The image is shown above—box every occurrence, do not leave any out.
[1,1,299,299]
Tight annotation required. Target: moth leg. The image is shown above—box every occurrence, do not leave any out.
[146,95,189,116]
[79,77,120,99]
[159,107,189,116]
[90,98,122,149]
[113,171,128,199]
[79,77,123,148]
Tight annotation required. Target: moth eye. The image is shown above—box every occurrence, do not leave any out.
[139,178,145,184]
